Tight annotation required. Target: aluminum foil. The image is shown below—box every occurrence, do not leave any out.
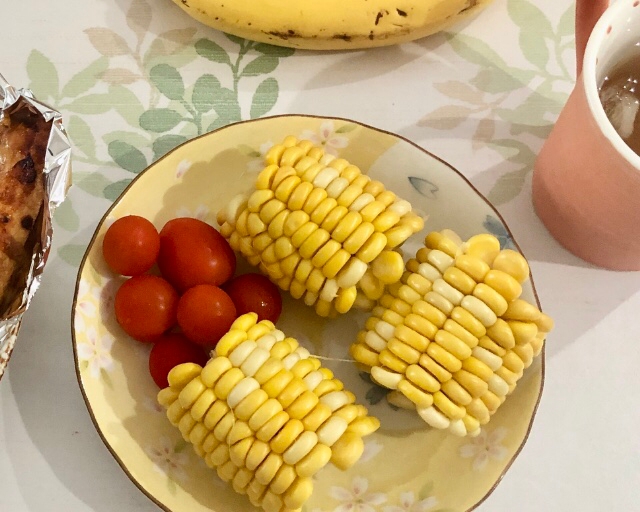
[0,74,72,381]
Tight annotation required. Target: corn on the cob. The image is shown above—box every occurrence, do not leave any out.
[158,313,379,512]
[217,136,425,317]
[350,230,553,437]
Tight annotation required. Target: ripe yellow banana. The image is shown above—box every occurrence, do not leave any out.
[171,0,493,50]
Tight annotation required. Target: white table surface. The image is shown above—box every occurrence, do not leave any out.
[2,0,640,510]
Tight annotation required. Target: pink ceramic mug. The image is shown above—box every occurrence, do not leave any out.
[532,0,640,270]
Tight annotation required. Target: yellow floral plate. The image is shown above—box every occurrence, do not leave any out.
[72,115,544,512]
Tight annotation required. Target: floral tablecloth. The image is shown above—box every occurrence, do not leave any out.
[2,0,640,511]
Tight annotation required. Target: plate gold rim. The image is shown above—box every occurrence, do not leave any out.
[70,113,545,512]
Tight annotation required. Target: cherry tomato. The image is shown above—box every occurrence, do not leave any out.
[114,275,178,342]
[176,284,236,346]
[148,333,208,389]
[157,218,236,292]
[224,273,282,323]
[102,215,160,276]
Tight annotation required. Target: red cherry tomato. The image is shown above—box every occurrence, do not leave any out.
[177,284,236,346]
[148,333,209,388]
[157,218,236,292]
[224,273,282,323]
[102,215,160,276]
[114,275,178,342]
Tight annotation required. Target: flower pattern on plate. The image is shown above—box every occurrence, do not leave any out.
[176,204,209,221]
[246,140,275,172]
[383,491,438,512]
[300,121,349,156]
[76,326,115,378]
[147,436,190,482]
[458,427,509,471]
[330,476,387,512]
[360,440,384,463]
[176,159,192,179]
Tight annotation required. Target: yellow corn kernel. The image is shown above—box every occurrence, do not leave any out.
[327,157,349,173]
[287,390,319,421]
[396,378,433,408]
[342,223,374,254]
[259,199,287,225]
[178,412,197,440]
[290,358,318,379]
[480,390,502,413]
[248,189,275,214]
[363,179,385,197]
[247,212,267,237]
[314,379,344,398]
[441,378,472,406]
[433,390,465,420]
[168,363,204,390]
[462,414,481,434]
[488,374,509,397]
[267,210,289,240]
[360,200,387,223]
[368,250,403,285]
[270,464,297,495]
[309,198,337,227]
[232,466,254,495]
[246,322,273,342]
[425,231,459,258]
[282,477,314,510]
[534,312,554,333]
[300,162,325,183]
[375,190,395,207]
[472,284,508,317]
[426,342,462,373]
[450,306,486,338]
[350,343,379,368]
[282,211,308,238]
[299,229,331,259]
[484,269,522,302]
[380,308,403,327]
[346,416,381,437]
[257,410,291,443]
[394,324,429,352]
[302,188,328,214]
[256,165,279,190]
[466,398,491,425]
[291,222,319,248]
[202,399,229,430]
[296,443,332,477]
[201,356,233,387]
[157,387,179,408]
[261,243,279,265]
[165,401,185,426]
[478,335,507,358]
[508,320,538,345]
[269,418,304,454]
[330,432,365,471]
[406,363,440,393]
[227,376,261,409]
[406,272,432,297]
[202,431,220,454]
[425,291,454,315]
[369,365,402,389]
[255,452,284,486]
[461,295,498,328]
[350,192,375,212]
[385,224,414,249]
[464,234,501,265]
[304,268,325,294]
[435,329,472,360]
[322,249,351,279]
[425,249,454,274]
[492,249,530,283]
[246,440,271,471]
[335,286,357,314]
[263,368,294,398]
[252,232,274,254]
[209,442,230,467]
[443,320,478,350]
[502,351,525,374]
[388,338,421,364]
[288,279,306,300]
[249,398,284,432]
[375,348,406,374]
[283,432,318,468]
[415,247,431,264]
[279,253,301,279]
[454,369,489,398]
[313,167,340,189]
[403,313,437,340]
[412,300,447,328]
[275,174,301,203]
[372,210,400,232]
[352,233,386,265]
[216,459,238,484]
[455,254,490,282]
[416,261,441,283]
[495,365,521,385]
[512,343,535,367]
[329,211,361,243]
[334,184,363,209]
[318,204,347,233]
[302,403,333,432]
[530,335,544,357]
[503,298,541,322]
[235,388,269,421]
[227,420,253,446]
[395,284,420,305]
[213,410,235,441]
[278,378,307,409]
[212,368,243,400]
[462,355,494,381]
[484,318,515,350]
[247,478,268,506]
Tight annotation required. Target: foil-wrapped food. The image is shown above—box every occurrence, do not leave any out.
[0,74,72,380]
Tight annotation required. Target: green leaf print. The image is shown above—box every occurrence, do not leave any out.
[471,67,534,94]
[108,85,145,127]
[242,55,279,77]
[254,43,295,57]
[59,244,87,267]
[139,108,183,132]
[53,198,80,232]
[150,64,185,101]
[153,134,188,161]
[68,115,97,159]
[194,38,232,66]
[418,481,434,501]
[60,57,109,99]
[225,33,246,46]
[335,124,357,134]
[74,172,115,198]
[26,50,59,100]
[192,75,221,114]
[104,179,132,201]
[508,0,553,70]
[211,88,242,125]
[65,94,113,115]
[250,78,279,119]
[519,30,550,71]
[103,131,150,148]
[108,140,148,173]
[557,4,576,39]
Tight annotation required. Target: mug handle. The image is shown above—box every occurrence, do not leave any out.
[575,0,609,75]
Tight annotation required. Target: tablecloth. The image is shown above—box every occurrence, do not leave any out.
[1,0,639,510]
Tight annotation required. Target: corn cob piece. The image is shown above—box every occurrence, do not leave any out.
[350,230,553,437]
[217,136,425,317]
[158,313,379,512]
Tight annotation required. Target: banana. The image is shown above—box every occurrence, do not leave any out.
[171,0,494,51]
